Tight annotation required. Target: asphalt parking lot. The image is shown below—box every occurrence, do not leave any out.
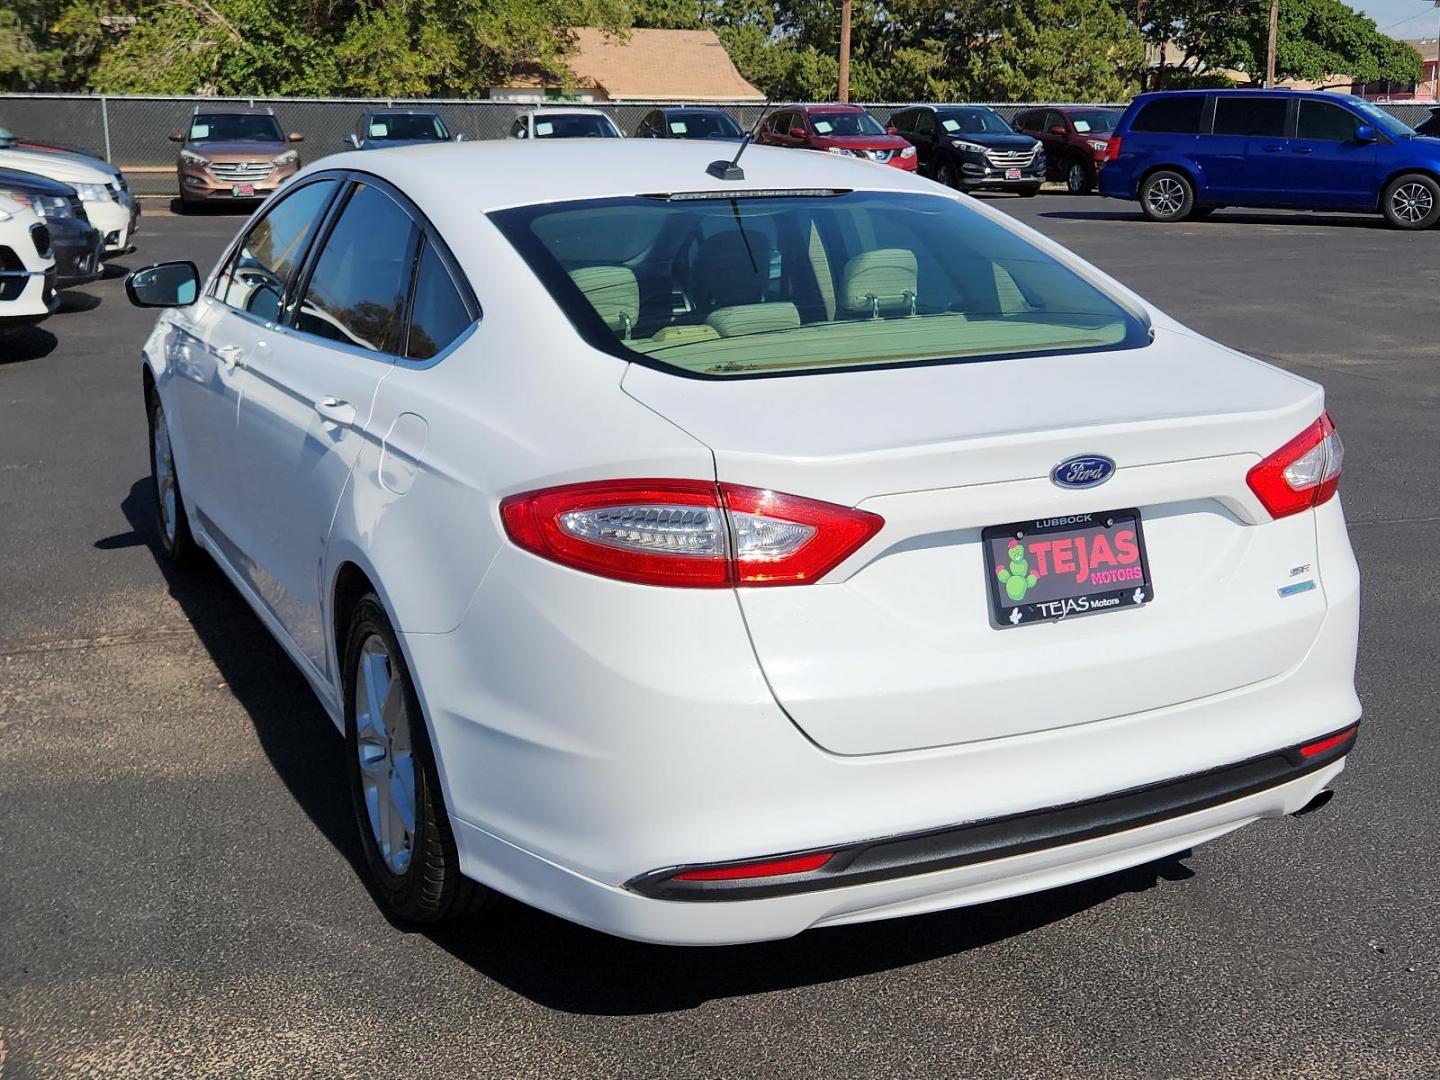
[2,195,1437,1078]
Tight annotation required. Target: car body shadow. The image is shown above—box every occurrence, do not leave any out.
[115,479,368,880]
[115,477,1200,1015]
[56,290,102,313]
[0,325,58,363]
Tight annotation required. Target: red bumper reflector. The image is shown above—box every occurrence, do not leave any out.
[1299,726,1358,758]
[673,852,833,881]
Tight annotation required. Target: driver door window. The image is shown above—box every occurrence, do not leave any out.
[214,179,337,321]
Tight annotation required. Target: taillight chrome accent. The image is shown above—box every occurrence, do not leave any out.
[500,479,883,587]
[1246,412,1344,519]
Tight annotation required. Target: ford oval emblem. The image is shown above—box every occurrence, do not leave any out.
[1051,454,1115,489]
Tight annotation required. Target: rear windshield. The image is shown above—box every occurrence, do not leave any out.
[666,112,744,139]
[190,114,285,143]
[368,113,448,141]
[490,191,1148,378]
[937,108,1012,135]
[534,114,618,138]
[809,112,885,137]
[1068,110,1120,134]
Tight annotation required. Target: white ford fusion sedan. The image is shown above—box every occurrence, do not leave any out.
[126,140,1359,945]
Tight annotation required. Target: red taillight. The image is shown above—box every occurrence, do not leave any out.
[1104,135,1122,162]
[673,852,833,881]
[1246,412,1344,520]
[499,479,883,588]
[1299,725,1358,758]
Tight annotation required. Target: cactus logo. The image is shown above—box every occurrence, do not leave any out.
[995,541,1040,601]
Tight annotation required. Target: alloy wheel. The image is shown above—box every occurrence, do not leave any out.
[152,405,178,545]
[354,635,416,875]
[1146,177,1185,218]
[1068,161,1087,193]
[1391,182,1433,224]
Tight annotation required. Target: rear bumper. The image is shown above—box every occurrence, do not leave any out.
[450,757,1345,945]
[401,499,1360,944]
[627,725,1356,902]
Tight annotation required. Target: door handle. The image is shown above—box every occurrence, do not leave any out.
[314,396,356,427]
[1291,146,1313,154]
[217,344,244,372]
[1262,145,1286,153]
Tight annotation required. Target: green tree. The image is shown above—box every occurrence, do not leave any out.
[963,0,1143,100]
[1142,0,1420,87]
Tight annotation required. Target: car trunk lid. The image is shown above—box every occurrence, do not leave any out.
[623,327,1332,755]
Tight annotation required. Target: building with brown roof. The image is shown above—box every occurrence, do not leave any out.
[490,28,764,104]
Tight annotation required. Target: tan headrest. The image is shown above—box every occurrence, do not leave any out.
[841,249,917,316]
[705,302,801,338]
[568,265,639,336]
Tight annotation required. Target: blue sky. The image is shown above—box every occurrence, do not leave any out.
[1348,0,1440,40]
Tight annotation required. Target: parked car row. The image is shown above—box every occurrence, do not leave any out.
[0,126,139,330]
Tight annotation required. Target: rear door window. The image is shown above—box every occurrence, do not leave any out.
[294,183,418,353]
[1131,97,1205,134]
[405,241,475,360]
[1213,96,1288,138]
[1297,100,1360,141]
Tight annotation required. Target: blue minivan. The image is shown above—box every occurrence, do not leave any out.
[1100,89,1440,229]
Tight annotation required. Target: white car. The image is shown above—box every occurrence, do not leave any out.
[0,193,56,324]
[0,147,135,256]
[125,141,1360,946]
[508,107,623,140]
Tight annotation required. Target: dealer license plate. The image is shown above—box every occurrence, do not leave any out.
[1005,168,1022,180]
[983,509,1153,629]
[232,184,256,197]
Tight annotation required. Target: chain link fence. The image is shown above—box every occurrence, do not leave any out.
[2,93,1433,197]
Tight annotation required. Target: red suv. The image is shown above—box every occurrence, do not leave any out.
[756,105,917,171]
[1012,106,1122,194]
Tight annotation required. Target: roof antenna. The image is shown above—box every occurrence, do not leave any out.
[707,93,773,181]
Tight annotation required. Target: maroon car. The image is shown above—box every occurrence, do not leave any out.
[756,104,918,172]
[1012,106,1123,194]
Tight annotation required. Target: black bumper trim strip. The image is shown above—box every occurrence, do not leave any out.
[626,725,1358,902]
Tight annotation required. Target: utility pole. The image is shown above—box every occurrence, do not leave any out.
[1265,0,1280,88]
[839,0,852,103]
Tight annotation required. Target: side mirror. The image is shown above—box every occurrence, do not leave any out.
[168,132,185,143]
[1355,123,1377,144]
[454,132,465,142]
[288,132,304,143]
[127,261,200,308]
[789,126,806,139]
[345,133,361,149]
[886,125,898,136]
[1050,125,1067,136]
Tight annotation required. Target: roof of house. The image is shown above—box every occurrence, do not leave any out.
[1403,38,1439,63]
[510,28,764,102]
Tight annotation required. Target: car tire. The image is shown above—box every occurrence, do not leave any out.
[936,161,957,189]
[1381,173,1440,230]
[1139,170,1196,222]
[1066,158,1092,195]
[343,595,495,924]
[1018,184,1041,198]
[147,391,198,567]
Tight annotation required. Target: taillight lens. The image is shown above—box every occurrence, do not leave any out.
[500,479,883,587]
[1246,412,1344,519]
[1103,135,1122,162]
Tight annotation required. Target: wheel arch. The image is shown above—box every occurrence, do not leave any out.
[1137,161,1201,198]
[1377,166,1440,212]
